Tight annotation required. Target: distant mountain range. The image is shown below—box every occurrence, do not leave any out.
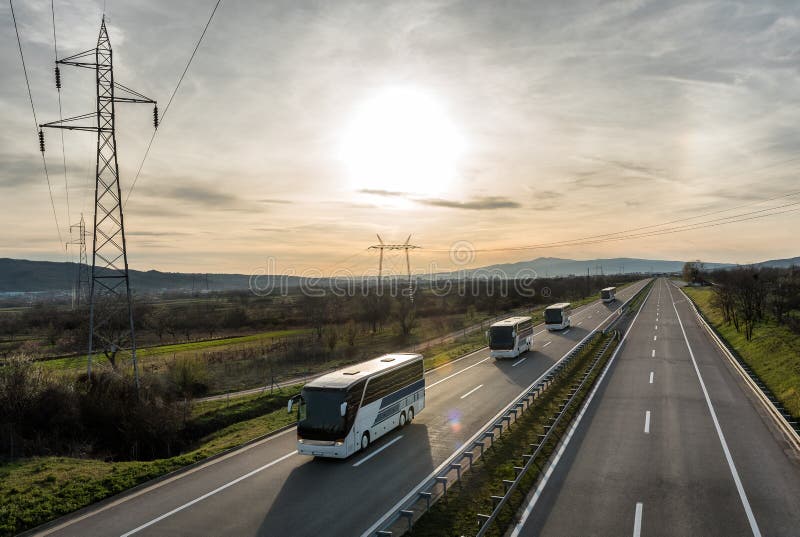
[1,255,798,293]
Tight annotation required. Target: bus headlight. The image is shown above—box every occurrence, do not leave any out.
[334,439,344,446]
[298,439,305,444]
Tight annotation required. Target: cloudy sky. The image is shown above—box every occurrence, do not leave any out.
[2,0,799,275]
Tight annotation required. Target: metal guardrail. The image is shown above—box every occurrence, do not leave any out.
[369,282,652,536]
[472,330,618,536]
[679,286,800,447]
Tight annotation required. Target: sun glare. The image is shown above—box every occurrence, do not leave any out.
[340,87,465,196]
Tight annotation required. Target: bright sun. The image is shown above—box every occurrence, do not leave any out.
[340,87,465,196]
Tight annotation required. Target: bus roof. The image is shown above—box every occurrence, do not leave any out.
[490,316,532,327]
[304,353,423,390]
[601,287,616,292]
[545,302,571,310]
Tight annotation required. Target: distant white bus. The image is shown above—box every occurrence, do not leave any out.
[487,316,533,359]
[600,287,616,303]
[544,303,572,330]
[289,353,424,458]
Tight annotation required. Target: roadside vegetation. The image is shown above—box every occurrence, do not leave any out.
[682,262,799,419]
[684,284,800,419]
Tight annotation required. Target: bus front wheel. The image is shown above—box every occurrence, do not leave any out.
[361,432,370,451]
[408,407,415,422]
[399,411,407,427]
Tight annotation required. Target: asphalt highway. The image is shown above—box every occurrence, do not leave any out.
[32,281,649,537]
[512,278,800,537]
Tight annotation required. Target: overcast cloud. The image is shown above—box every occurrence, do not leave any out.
[2,0,799,273]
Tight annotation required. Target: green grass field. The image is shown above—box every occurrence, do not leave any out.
[684,286,800,419]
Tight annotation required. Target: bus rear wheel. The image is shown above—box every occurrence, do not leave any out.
[360,432,370,451]
[408,407,415,422]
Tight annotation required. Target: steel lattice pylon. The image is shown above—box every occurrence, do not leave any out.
[68,213,90,307]
[41,18,157,387]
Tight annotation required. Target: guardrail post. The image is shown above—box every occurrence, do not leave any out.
[473,440,486,455]
[399,510,414,531]
[435,476,449,498]
[477,513,491,528]
[451,462,463,481]
[491,494,505,506]
[502,479,515,492]
[418,491,432,511]
[463,451,474,466]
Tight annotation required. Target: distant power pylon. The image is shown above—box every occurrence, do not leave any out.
[68,213,90,308]
[40,17,157,387]
[369,235,420,299]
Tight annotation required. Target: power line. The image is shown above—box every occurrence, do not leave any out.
[123,0,223,207]
[9,0,64,246]
[51,0,71,227]
[429,195,800,254]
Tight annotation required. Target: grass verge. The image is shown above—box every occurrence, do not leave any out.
[683,286,800,419]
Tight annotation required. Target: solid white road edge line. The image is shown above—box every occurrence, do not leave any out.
[508,283,654,537]
[667,284,762,537]
[633,502,643,537]
[119,452,297,537]
[460,384,484,399]
[644,411,651,433]
[352,435,404,468]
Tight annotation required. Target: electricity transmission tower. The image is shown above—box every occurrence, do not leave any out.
[40,17,157,387]
[369,235,420,299]
[68,213,90,308]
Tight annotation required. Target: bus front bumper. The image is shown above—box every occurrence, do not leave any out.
[297,440,348,458]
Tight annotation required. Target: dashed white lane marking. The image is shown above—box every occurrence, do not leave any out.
[511,356,528,367]
[651,349,655,358]
[352,435,404,468]
[427,357,491,388]
[120,451,297,536]
[644,411,651,433]
[563,329,571,335]
[649,371,654,384]
[655,325,658,330]
[542,341,552,348]
[633,502,643,537]
[460,384,484,399]
[653,335,657,341]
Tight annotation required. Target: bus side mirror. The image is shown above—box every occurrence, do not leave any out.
[288,395,300,414]
[340,402,347,417]
[485,330,489,339]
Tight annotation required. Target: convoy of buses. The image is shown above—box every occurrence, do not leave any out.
[290,285,623,458]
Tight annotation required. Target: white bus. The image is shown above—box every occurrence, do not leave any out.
[288,353,424,458]
[544,303,572,330]
[600,287,616,303]
[487,316,533,359]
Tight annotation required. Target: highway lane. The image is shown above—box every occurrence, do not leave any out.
[33,281,649,537]
[512,278,800,537]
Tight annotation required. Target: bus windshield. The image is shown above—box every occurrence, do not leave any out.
[545,308,564,324]
[489,325,515,349]
[298,387,347,439]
